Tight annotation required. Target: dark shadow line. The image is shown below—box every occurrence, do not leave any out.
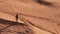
[19,16,56,34]
[35,0,53,6]
[0,18,26,26]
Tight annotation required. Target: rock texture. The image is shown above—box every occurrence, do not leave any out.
[0,0,60,34]
[0,18,34,34]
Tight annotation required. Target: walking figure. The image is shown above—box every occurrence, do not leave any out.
[16,13,18,22]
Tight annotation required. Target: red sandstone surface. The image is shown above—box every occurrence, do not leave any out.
[0,0,60,34]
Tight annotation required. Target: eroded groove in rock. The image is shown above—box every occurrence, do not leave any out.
[0,18,34,34]
[19,16,56,34]
[35,0,53,6]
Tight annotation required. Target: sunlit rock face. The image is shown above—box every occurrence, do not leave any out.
[0,0,60,34]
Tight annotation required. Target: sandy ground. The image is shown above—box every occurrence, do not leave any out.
[0,0,60,34]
